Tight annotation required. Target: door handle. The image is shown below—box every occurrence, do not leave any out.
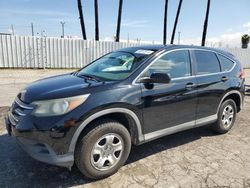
[221,76,229,82]
[186,83,196,89]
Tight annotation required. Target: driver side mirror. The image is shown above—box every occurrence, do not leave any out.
[139,73,171,84]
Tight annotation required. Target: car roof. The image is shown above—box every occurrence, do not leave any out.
[117,45,165,53]
[171,45,236,59]
[117,44,235,59]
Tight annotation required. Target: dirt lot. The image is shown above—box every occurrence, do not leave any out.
[0,69,250,188]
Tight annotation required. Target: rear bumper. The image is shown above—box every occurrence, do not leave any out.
[5,117,74,169]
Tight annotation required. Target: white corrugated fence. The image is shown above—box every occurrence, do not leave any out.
[0,35,250,68]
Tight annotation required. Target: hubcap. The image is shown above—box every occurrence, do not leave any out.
[90,133,124,171]
[221,105,234,128]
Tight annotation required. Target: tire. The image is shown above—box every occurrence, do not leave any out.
[75,119,131,179]
[211,99,237,134]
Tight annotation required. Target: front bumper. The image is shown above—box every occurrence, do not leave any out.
[5,116,74,169]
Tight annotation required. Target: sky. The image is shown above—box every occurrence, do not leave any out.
[0,0,250,47]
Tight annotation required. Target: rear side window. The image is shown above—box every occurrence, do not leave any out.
[194,50,221,75]
[217,54,234,72]
[146,50,191,79]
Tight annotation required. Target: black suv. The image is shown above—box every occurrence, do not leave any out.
[5,45,245,179]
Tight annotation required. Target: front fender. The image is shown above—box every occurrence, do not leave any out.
[68,107,144,153]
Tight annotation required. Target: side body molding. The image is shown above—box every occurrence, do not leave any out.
[68,108,144,153]
[68,91,242,153]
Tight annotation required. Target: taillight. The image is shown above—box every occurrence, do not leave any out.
[239,65,245,79]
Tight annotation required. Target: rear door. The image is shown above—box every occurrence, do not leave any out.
[192,50,226,121]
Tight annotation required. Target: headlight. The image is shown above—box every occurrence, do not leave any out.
[31,94,90,117]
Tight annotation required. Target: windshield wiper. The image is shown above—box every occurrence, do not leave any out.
[71,71,79,76]
[78,74,104,83]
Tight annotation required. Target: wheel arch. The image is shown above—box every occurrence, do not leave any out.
[218,90,242,113]
[68,108,144,153]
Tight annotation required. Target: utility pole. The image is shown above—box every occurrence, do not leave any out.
[171,0,183,44]
[201,0,211,46]
[11,25,14,35]
[163,0,168,45]
[94,0,99,41]
[77,0,87,40]
[178,31,181,44]
[31,23,34,36]
[60,21,65,38]
[115,0,123,42]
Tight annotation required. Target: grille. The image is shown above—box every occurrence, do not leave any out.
[8,97,33,126]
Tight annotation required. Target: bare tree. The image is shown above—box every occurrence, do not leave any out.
[201,0,211,46]
[115,0,123,42]
[77,0,87,40]
[171,0,183,44]
[94,0,99,41]
[163,0,168,45]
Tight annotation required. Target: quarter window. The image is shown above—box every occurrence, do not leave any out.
[217,54,234,72]
[146,50,191,79]
[194,50,221,75]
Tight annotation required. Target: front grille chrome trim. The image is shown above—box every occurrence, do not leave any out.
[15,97,33,110]
[14,108,26,116]
[8,112,18,125]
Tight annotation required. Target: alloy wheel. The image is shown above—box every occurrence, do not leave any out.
[90,133,124,171]
[221,104,234,128]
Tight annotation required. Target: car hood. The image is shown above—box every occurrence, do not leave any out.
[19,73,104,103]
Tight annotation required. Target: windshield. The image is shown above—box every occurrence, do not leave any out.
[77,51,149,81]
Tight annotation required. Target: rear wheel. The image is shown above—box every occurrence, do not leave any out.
[211,99,237,134]
[75,119,131,179]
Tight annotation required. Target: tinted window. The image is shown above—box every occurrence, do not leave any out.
[146,50,191,79]
[194,50,220,75]
[217,54,234,72]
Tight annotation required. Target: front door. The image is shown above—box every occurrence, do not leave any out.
[139,50,198,137]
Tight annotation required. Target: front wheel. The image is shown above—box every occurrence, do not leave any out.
[211,99,237,134]
[75,119,131,179]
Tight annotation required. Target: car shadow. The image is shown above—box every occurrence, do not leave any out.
[0,124,218,188]
[127,125,216,164]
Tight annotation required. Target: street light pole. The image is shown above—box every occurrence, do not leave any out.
[31,23,34,36]
[60,22,66,38]
[178,31,181,44]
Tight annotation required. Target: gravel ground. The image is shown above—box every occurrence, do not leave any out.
[0,69,250,188]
